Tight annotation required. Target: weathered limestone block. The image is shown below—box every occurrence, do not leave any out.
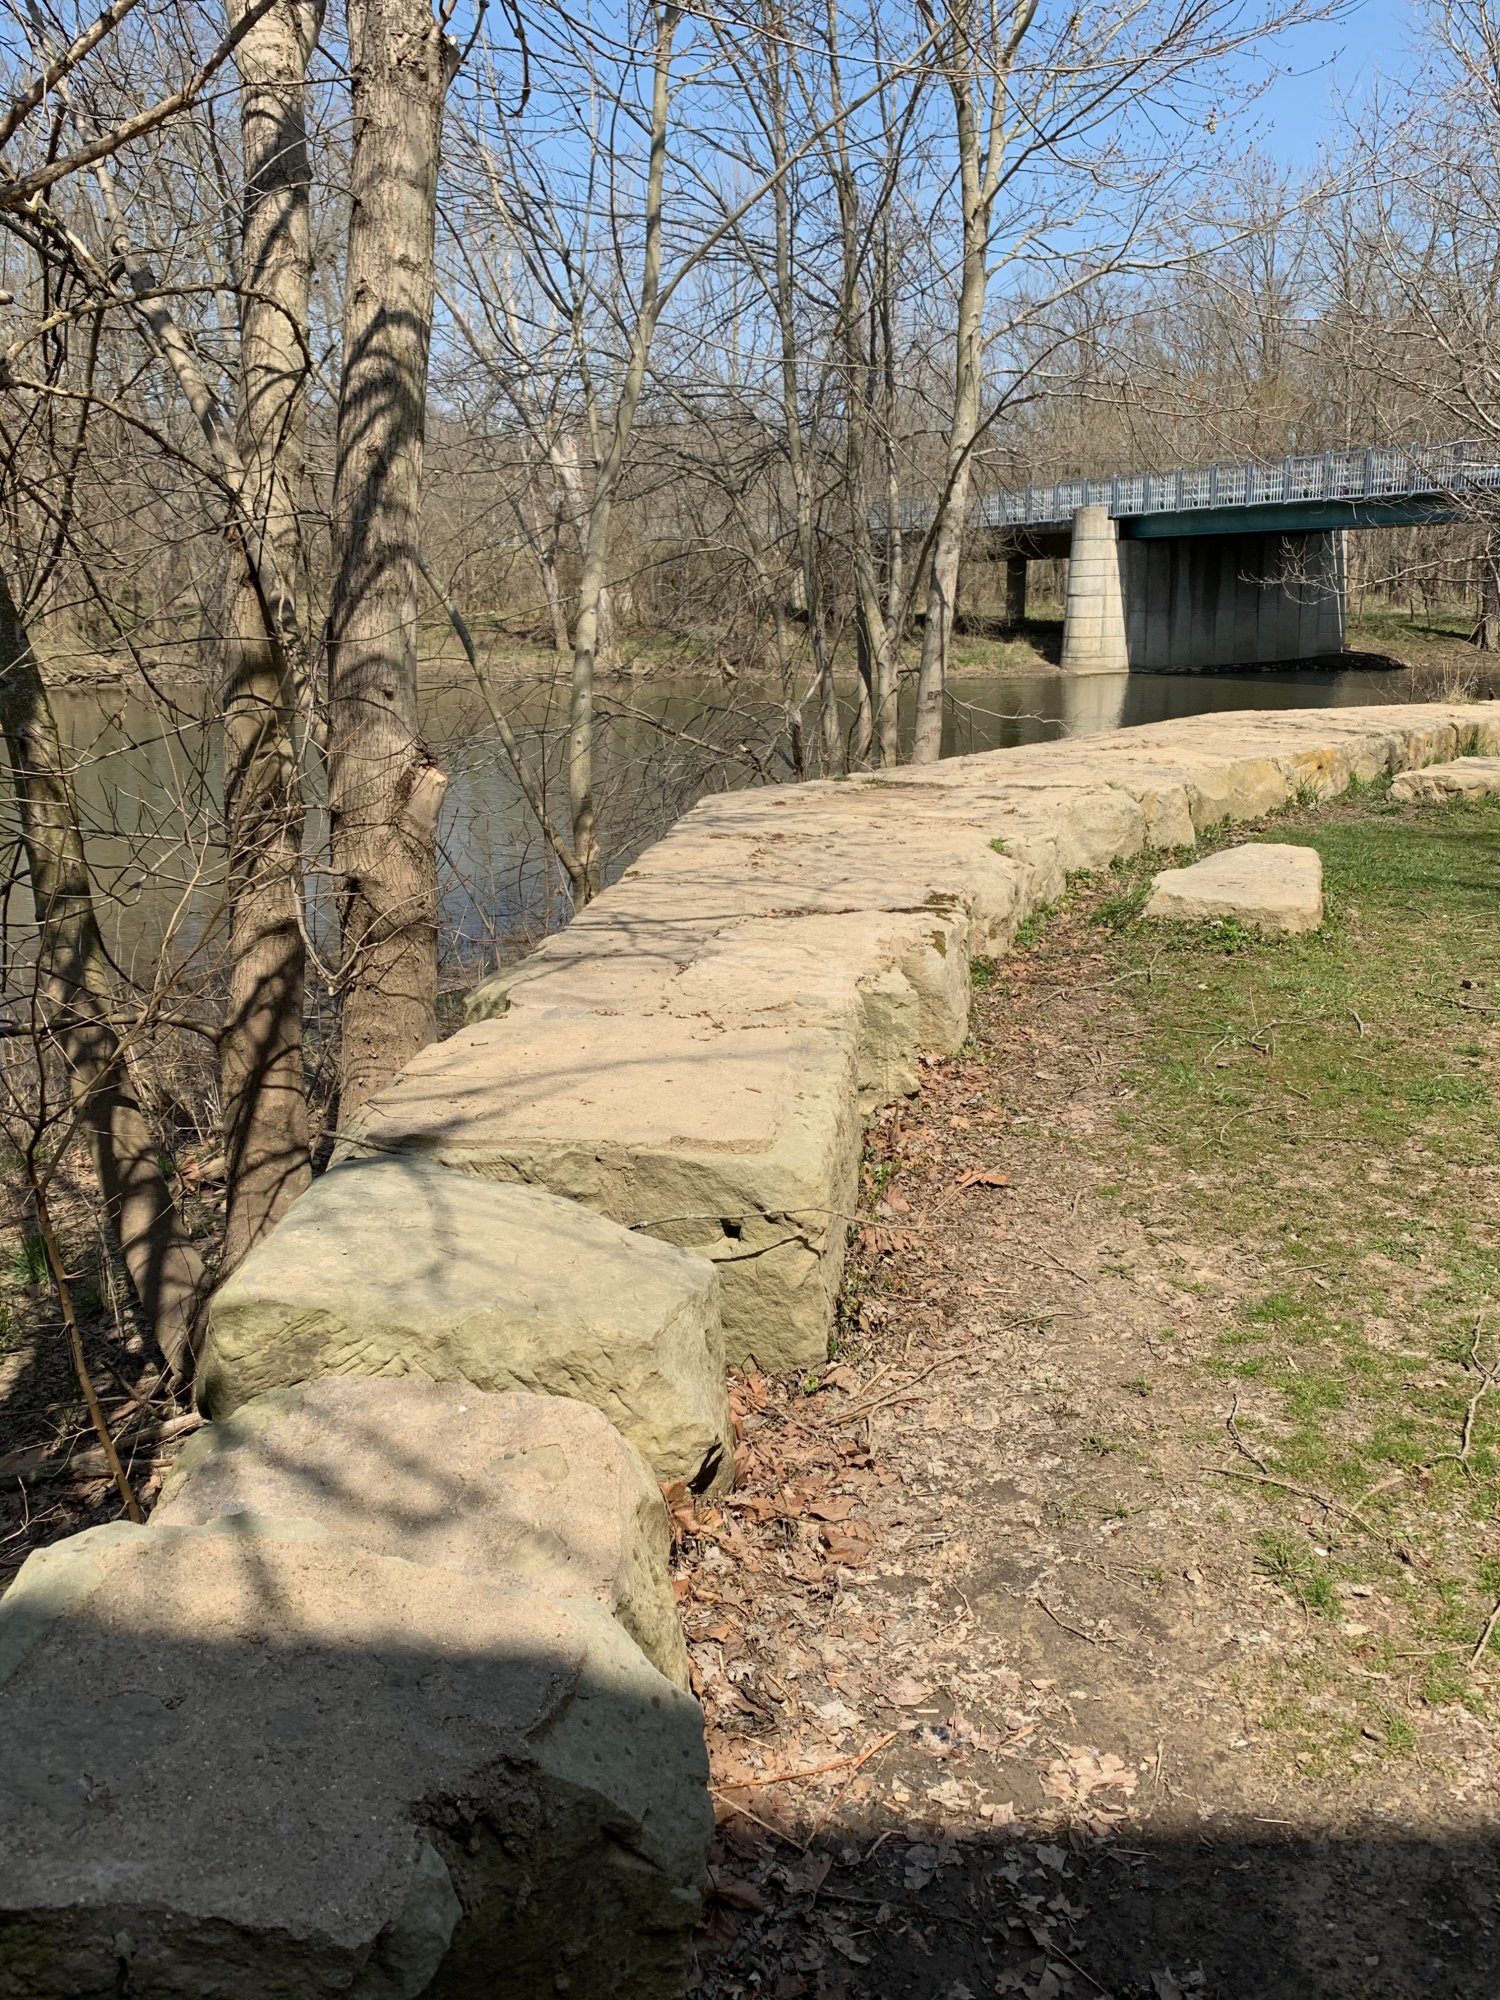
[1014,743,1288,838]
[615,780,1048,951]
[470,906,971,1110]
[0,1519,710,2000]
[338,1013,860,1373]
[1390,755,1500,803]
[196,1156,731,1494]
[937,742,1197,849]
[876,771,1150,876]
[154,1379,690,1687]
[1145,841,1323,935]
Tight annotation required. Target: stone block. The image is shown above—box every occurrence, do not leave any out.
[1144,841,1323,935]
[609,781,1039,953]
[154,1379,690,1687]
[470,906,971,1111]
[339,1012,861,1374]
[196,1156,731,1494]
[0,1519,710,2000]
[1390,755,1500,803]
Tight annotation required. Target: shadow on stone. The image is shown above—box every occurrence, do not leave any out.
[0,1517,711,1999]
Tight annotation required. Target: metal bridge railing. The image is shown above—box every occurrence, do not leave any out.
[887,440,1500,534]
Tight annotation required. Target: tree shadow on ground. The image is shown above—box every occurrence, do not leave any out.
[697,1812,1497,1999]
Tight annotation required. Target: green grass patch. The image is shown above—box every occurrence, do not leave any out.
[1098,794,1500,1704]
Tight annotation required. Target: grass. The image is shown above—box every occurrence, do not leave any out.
[1098,793,1500,1722]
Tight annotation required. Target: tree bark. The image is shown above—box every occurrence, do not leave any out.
[764,38,841,776]
[327,0,454,1113]
[219,0,320,1270]
[874,220,904,767]
[0,566,206,1381]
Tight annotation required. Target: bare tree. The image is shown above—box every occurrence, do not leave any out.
[219,0,322,1267]
[326,0,456,1112]
[0,564,206,1379]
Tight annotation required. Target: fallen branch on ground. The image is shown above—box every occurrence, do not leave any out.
[0,1410,200,1484]
[712,1734,900,1795]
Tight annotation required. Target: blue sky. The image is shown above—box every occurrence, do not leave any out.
[1253,0,1417,165]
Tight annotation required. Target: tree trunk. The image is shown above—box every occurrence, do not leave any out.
[327,0,453,1114]
[764,42,841,777]
[1475,541,1500,652]
[525,466,571,655]
[874,226,904,768]
[219,0,320,1271]
[566,2,678,900]
[911,270,982,762]
[0,567,206,1381]
[911,0,1019,764]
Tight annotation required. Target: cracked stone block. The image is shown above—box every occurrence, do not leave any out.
[1390,755,1500,803]
[469,906,971,1112]
[338,1011,861,1374]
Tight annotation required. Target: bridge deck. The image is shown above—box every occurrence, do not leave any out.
[910,440,1500,538]
[980,440,1500,532]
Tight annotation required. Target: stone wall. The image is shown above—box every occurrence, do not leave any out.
[3,703,1497,1998]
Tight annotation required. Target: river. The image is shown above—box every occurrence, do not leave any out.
[37,655,1481,991]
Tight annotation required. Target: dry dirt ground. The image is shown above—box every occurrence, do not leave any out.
[682,797,1500,2000]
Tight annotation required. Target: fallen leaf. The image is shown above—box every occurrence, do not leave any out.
[708,1869,768,1912]
[822,1530,874,1567]
[955,1167,1012,1190]
[824,1931,871,1966]
[885,1675,933,1707]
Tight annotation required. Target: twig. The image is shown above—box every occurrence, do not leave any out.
[713,1740,895,1793]
[1225,1391,1268,1473]
[1031,1593,1102,1646]
[712,1794,802,1846]
[1047,1940,1115,1998]
[1470,1594,1500,1670]
[836,1350,966,1422]
[1456,1318,1497,1469]
[25,1166,143,1523]
[800,1731,900,1851]
[0,1410,199,1483]
[1199,1465,1376,1537]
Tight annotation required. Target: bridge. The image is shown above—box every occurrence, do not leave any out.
[949,439,1500,674]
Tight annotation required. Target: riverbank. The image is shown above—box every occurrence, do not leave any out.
[687,784,1500,1999]
[30,608,1492,696]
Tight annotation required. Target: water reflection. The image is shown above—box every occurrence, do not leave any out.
[11,655,1468,989]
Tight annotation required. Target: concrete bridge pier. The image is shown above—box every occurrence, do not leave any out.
[1004,553,1028,629]
[1059,505,1128,674]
